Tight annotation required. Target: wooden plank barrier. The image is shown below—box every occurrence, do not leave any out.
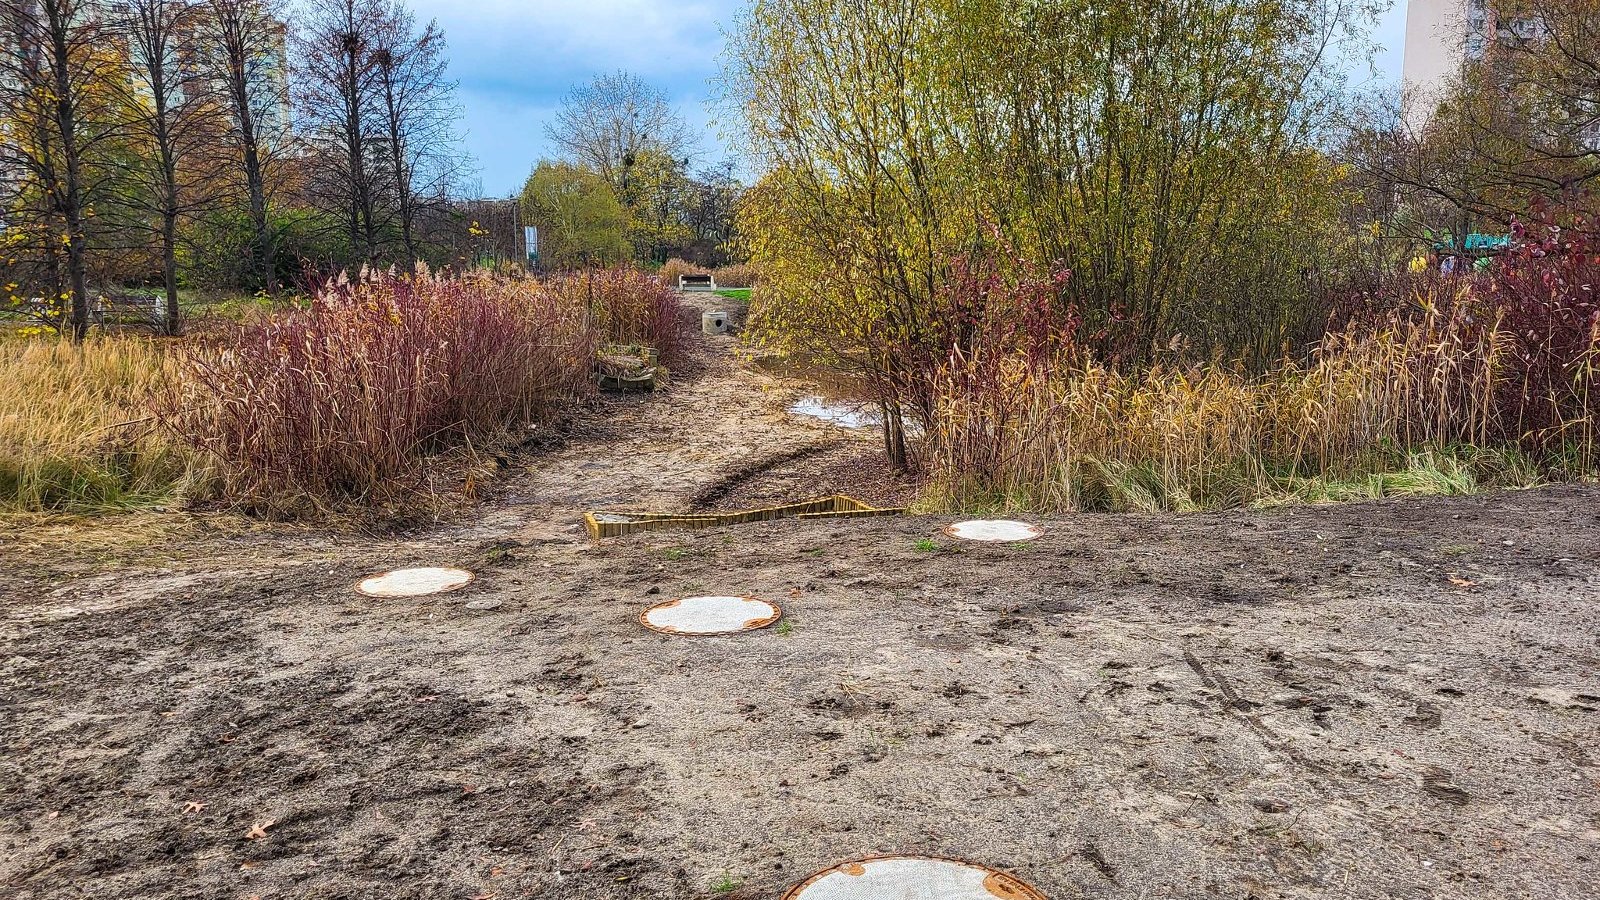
[584,494,905,539]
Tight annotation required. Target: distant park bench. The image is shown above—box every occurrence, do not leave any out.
[95,292,166,329]
[6,292,165,331]
[678,273,717,292]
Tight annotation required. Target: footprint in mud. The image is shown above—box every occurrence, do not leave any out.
[1079,842,1118,883]
[1403,702,1444,729]
[538,652,592,690]
[1422,767,1472,805]
[806,691,895,719]
[941,681,977,700]
[1527,688,1600,711]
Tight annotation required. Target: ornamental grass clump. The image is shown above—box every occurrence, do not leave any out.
[0,336,207,512]
[159,271,596,513]
[550,266,690,366]
[711,263,758,288]
[656,257,708,289]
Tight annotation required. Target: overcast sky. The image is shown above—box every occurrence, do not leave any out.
[408,0,1412,198]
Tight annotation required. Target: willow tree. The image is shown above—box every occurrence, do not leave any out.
[728,0,961,466]
[941,0,1368,364]
[519,161,632,270]
[726,0,1374,464]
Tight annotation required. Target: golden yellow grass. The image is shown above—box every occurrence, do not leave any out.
[0,335,210,512]
[924,316,1569,513]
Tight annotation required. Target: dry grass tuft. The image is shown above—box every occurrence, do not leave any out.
[0,336,211,512]
[711,263,758,288]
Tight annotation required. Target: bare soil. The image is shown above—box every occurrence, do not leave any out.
[3,295,1598,900]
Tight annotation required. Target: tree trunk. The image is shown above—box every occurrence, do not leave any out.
[162,203,180,334]
[244,139,273,292]
[153,79,182,334]
[46,13,90,343]
[880,401,909,471]
[382,73,417,271]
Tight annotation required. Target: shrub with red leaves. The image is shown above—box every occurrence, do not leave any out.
[1484,206,1600,450]
[910,246,1075,475]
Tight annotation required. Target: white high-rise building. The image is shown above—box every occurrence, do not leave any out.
[1403,0,1560,130]
[1401,0,1490,127]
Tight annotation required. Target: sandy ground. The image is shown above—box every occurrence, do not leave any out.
[3,296,1599,900]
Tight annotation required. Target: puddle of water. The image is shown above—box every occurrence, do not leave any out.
[788,396,881,429]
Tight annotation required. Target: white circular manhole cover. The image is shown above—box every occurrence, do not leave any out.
[943,520,1044,542]
[356,567,474,598]
[783,856,1046,900]
[640,595,781,635]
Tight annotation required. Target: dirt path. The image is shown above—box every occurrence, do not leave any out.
[3,304,1599,900]
[468,292,910,544]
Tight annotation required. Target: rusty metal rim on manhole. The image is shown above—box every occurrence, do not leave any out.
[942,520,1045,542]
[354,567,476,598]
[639,595,782,636]
[781,853,1047,900]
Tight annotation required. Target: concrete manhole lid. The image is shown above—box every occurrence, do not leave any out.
[783,855,1046,900]
[640,595,781,635]
[356,567,474,598]
[943,520,1044,542]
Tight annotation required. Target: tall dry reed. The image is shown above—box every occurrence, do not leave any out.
[549,266,689,366]
[924,237,1599,511]
[159,272,597,513]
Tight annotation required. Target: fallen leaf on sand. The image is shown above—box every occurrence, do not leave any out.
[246,820,275,840]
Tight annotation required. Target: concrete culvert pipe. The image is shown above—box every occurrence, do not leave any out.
[640,595,781,635]
[782,856,1046,900]
[356,567,475,598]
[943,520,1044,542]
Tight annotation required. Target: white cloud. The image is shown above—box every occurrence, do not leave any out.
[401,0,742,194]
[410,0,733,84]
